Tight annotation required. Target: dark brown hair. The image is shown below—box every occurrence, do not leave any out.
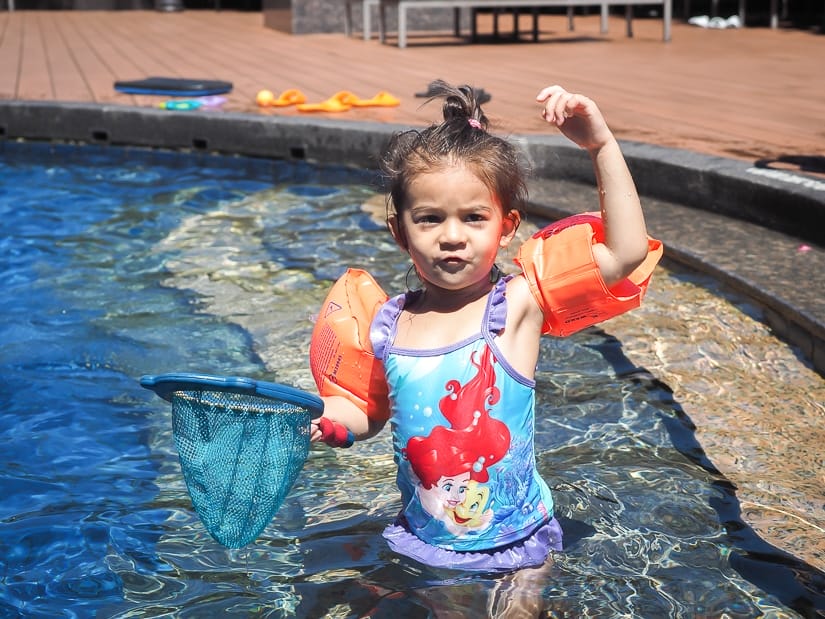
[379,80,528,220]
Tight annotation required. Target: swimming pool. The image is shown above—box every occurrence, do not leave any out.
[1,141,823,617]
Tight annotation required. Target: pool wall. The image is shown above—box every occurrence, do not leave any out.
[1,100,823,375]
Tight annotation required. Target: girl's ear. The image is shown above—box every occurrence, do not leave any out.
[499,210,521,248]
[387,214,409,251]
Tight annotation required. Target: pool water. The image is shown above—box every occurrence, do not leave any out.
[1,142,823,618]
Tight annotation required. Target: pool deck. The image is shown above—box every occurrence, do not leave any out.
[1,8,824,579]
[0,10,824,163]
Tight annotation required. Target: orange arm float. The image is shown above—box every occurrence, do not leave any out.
[309,268,391,422]
[514,213,663,337]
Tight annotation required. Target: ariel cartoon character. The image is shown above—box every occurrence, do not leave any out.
[402,346,510,536]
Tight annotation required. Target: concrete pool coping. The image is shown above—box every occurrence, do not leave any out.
[1,100,823,376]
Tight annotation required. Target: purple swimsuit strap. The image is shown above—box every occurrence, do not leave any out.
[370,276,510,360]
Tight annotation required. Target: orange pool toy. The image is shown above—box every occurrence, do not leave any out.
[349,91,400,107]
[270,89,307,107]
[255,89,276,107]
[297,91,355,113]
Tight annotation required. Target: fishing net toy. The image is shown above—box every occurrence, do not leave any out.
[140,373,324,548]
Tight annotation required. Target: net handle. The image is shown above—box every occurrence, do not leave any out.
[140,373,324,418]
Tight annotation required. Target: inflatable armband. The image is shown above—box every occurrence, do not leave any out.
[514,213,662,337]
[310,268,391,421]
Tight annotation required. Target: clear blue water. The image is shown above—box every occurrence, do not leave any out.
[1,141,823,618]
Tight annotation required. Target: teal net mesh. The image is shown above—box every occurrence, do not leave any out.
[170,389,312,548]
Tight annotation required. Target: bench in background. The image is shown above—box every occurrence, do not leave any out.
[345,0,672,47]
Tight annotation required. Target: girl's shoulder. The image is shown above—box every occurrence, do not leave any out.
[504,272,543,324]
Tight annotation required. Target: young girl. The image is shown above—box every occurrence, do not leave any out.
[309,82,661,579]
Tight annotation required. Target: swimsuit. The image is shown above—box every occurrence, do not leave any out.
[370,276,563,571]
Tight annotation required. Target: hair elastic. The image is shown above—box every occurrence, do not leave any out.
[468,118,482,129]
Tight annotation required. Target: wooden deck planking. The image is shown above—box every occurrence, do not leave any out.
[0,13,22,100]
[16,13,52,100]
[74,12,153,104]
[0,10,823,163]
[42,14,93,101]
[54,15,110,102]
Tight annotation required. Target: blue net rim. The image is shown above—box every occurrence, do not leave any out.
[140,372,324,418]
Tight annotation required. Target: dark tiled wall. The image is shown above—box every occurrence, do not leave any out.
[264,0,465,33]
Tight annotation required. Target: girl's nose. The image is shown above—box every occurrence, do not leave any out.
[440,219,465,244]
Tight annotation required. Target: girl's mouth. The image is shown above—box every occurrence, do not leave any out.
[441,256,465,265]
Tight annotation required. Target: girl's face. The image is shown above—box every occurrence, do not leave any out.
[392,163,518,293]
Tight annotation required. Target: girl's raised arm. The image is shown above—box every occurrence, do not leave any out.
[536,85,649,285]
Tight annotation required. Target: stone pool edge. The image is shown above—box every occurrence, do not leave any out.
[1,100,823,376]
